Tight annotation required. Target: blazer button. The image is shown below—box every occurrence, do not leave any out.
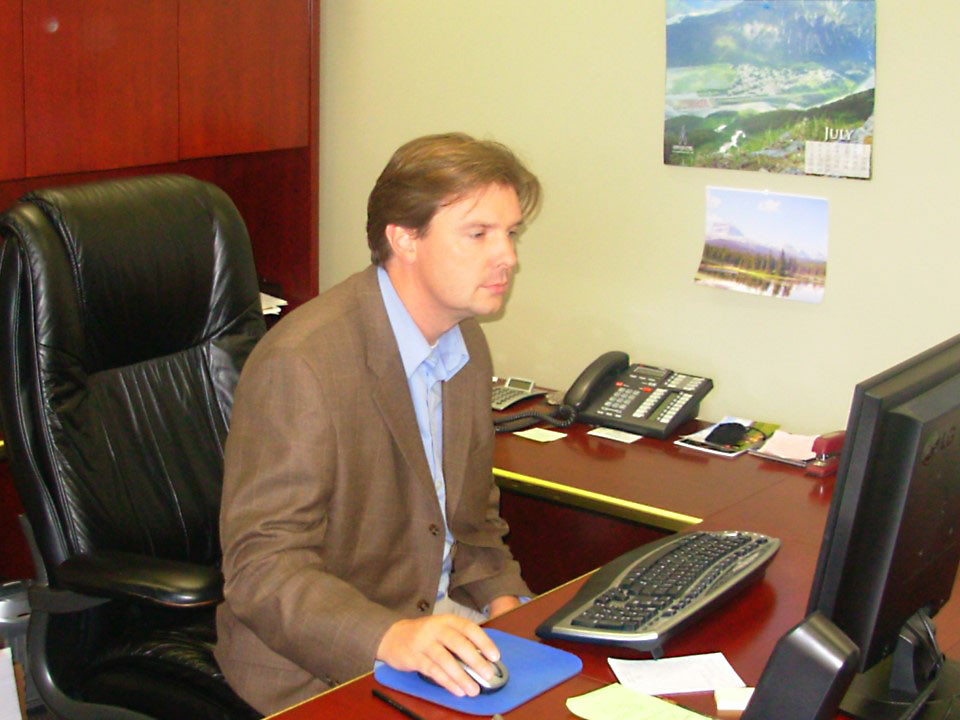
[428,523,441,536]
[417,599,431,613]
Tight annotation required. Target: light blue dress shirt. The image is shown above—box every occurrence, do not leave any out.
[377,266,468,601]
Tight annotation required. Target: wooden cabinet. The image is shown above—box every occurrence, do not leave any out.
[0,0,25,181]
[12,0,311,175]
[1,0,317,302]
[22,0,179,177]
[179,0,310,158]
[0,1,319,577]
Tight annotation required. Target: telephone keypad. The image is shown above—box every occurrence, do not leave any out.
[597,386,640,418]
[633,388,668,419]
[657,392,693,424]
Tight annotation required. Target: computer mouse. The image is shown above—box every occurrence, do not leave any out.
[460,657,509,693]
[418,657,509,694]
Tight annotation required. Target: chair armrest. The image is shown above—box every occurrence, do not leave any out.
[54,550,224,608]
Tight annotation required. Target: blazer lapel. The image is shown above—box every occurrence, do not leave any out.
[356,267,434,490]
[441,367,471,517]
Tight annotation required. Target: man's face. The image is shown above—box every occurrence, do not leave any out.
[397,183,523,339]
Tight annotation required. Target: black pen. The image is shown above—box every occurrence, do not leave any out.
[371,688,427,720]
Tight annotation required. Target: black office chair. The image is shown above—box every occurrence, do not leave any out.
[0,175,266,719]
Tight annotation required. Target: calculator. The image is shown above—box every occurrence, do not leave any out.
[491,377,546,411]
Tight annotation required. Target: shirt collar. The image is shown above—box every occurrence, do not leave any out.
[377,266,468,382]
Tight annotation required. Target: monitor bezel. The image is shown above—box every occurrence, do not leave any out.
[807,333,960,671]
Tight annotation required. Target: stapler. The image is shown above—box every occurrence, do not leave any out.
[805,431,845,478]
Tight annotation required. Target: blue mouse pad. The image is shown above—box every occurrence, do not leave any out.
[373,628,582,715]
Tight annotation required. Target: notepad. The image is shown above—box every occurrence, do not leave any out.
[567,683,710,720]
[749,429,817,464]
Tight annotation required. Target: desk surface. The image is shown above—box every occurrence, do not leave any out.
[493,418,806,530]
[268,419,960,719]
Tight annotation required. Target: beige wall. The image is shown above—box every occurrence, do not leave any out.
[318,1,960,435]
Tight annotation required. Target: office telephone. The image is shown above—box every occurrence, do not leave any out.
[566,351,713,438]
[493,351,713,439]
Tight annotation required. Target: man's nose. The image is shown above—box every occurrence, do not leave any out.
[496,232,518,269]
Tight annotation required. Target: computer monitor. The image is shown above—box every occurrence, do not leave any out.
[807,333,960,719]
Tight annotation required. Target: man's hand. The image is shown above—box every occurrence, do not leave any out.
[488,595,521,618]
[376,614,500,697]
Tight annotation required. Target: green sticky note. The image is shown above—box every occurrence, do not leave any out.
[566,683,709,720]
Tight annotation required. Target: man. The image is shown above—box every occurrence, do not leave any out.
[215,133,541,715]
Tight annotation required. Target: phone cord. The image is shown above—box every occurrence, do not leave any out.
[493,404,577,434]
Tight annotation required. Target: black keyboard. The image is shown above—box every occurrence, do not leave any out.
[535,530,780,658]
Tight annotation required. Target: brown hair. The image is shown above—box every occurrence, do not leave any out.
[366,133,541,265]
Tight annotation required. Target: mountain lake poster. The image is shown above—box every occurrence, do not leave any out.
[665,0,876,178]
[696,187,828,303]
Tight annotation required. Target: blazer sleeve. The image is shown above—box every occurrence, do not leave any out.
[219,344,402,683]
[450,475,532,610]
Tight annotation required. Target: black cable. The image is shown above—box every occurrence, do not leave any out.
[899,611,945,720]
[493,404,577,433]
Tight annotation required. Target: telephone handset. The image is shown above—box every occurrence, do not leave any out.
[493,351,713,439]
[563,351,630,410]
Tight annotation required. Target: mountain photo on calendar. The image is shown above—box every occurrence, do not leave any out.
[664,0,876,176]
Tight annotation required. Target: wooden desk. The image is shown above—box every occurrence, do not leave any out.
[494,419,814,593]
[266,419,960,719]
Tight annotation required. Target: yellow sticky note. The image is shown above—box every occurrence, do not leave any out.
[715,686,754,712]
[566,683,709,720]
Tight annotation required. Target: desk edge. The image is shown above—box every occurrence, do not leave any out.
[493,468,702,532]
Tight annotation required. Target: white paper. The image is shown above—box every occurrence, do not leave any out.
[608,652,745,696]
[259,292,288,315]
[513,427,566,443]
[0,648,21,720]
[586,427,644,444]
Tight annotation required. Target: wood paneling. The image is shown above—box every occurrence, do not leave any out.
[179,0,310,158]
[500,489,666,594]
[0,456,33,581]
[22,0,178,176]
[0,0,25,181]
[176,150,316,308]
[0,147,315,307]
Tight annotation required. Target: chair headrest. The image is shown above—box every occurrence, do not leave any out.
[13,174,258,372]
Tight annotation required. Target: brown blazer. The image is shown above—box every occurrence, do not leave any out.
[214,265,530,715]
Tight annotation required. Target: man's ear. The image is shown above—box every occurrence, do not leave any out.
[384,223,419,263]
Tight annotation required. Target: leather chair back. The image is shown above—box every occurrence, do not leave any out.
[0,174,265,573]
[0,175,266,720]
